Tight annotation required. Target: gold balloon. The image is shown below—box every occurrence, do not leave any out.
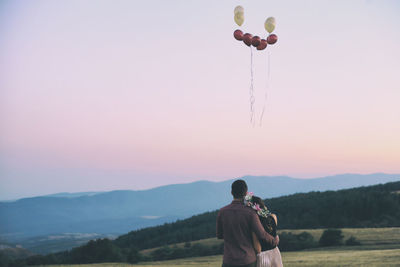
[264,17,276,33]
[234,12,244,26]
[234,5,244,15]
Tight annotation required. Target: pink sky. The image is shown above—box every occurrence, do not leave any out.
[1,0,399,199]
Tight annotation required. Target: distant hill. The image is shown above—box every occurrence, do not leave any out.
[43,192,104,198]
[0,173,399,243]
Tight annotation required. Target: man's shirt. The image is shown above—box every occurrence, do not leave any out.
[216,199,278,266]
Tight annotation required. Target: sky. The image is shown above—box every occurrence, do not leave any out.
[1,0,399,200]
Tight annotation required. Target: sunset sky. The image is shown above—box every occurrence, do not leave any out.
[1,0,399,200]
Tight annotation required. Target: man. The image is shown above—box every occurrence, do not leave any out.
[216,180,279,267]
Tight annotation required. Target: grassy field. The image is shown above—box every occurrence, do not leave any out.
[280,227,400,245]
[42,228,400,267]
[141,227,400,255]
[43,247,400,266]
[280,247,400,267]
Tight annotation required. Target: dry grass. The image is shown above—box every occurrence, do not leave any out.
[141,227,400,255]
[281,247,400,267]
[140,237,222,255]
[282,227,400,245]
[43,248,400,266]
[42,227,400,267]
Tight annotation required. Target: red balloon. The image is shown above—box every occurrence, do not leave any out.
[233,29,244,41]
[267,34,278,45]
[251,36,261,47]
[257,39,268,50]
[243,33,253,46]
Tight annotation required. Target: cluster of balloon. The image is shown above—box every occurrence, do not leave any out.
[233,6,278,50]
[233,5,278,126]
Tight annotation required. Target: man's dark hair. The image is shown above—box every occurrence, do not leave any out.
[231,179,248,199]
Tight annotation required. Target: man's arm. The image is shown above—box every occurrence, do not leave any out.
[216,210,224,239]
[250,212,278,247]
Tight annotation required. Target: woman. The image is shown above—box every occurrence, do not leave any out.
[244,193,283,267]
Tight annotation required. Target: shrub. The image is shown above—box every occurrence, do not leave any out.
[278,231,317,251]
[127,248,141,263]
[69,238,123,264]
[345,236,361,246]
[319,229,344,247]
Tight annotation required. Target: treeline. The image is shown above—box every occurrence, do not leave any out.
[5,181,400,266]
[5,239,223,266]
[269,182,400,229]
[278,228,360,251]
[7,239,129,266]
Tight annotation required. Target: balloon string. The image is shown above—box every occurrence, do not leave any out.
[249,46,255,127]
[259,49,271,126]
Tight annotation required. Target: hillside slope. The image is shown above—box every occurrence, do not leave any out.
[115,181,400,250]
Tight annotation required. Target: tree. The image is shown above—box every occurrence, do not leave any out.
[319,229,344,246]
[70,238,123,263]
[127,248,140,263]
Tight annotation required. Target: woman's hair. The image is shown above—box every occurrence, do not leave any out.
[251,196,277,237]
[251,196,266,209]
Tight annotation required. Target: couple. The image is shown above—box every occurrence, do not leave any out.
[216,180,283,267]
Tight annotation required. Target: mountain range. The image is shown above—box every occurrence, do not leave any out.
[1,173,399,245]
